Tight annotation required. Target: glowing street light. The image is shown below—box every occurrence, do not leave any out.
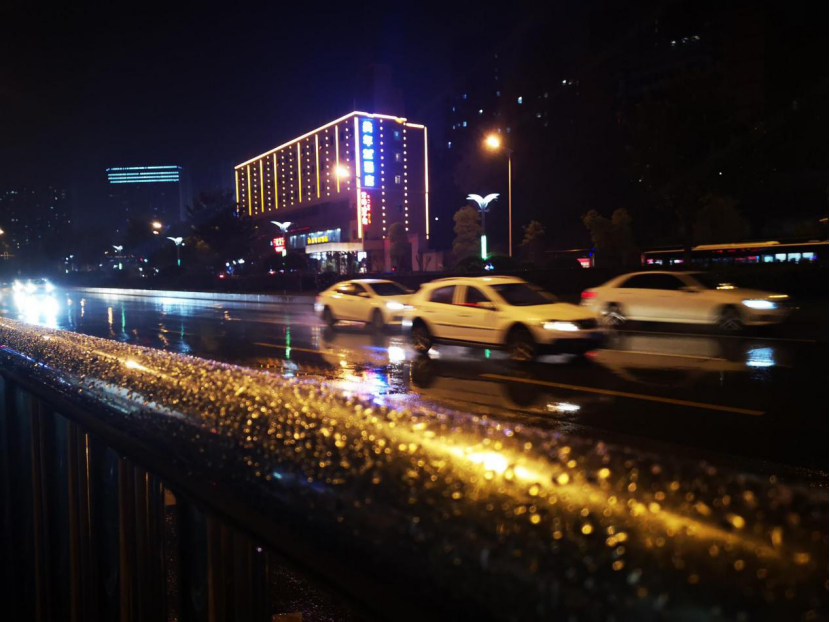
[112,245,124,253]
[484,133,514,257]
[167,237,183,266]
[334,165,350,179]
[152,221,163,235]
[467,193,499,260]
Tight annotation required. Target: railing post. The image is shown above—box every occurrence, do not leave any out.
[30,399,53,622]
[118,457,137,622]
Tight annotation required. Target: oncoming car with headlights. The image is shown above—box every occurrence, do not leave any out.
[13,278,55,295]
[580,271,790,330]
[315,279,413,330]
[403,276,604,361]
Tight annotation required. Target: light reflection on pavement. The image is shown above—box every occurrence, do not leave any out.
[1,287,826,471]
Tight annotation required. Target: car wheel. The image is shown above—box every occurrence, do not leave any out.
[718,306,744,332]
[602,303,626,327]
[411,323,433,353]
[506,326,536,362]
[370,309,385,332]
[322,306,336,327]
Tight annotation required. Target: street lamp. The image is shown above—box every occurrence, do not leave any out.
[112,245,124,253]
[167,237,183,266]
[152,221,163,235]
[467,193,499,259]
[334,165,350,179]
[484,134,514,257]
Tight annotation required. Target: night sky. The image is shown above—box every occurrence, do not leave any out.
[1,2,825,235]
[1,3,539,218]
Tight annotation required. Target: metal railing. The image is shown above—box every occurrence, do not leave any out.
[1,317,827,621]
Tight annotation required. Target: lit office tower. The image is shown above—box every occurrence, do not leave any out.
[105,165,191,231]
[234,112,429,273]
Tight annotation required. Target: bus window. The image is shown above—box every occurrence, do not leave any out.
[763,255,774,263]
[787,253,801,261]
[802,252,816,261]
[775,253,786,262]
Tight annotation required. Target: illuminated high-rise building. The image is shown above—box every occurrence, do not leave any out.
[234,112,429,273]
[105,165,191,232]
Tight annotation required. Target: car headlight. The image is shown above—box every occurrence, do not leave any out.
[543,321,579,332]
[313,303,324,313]
[742,299,776,310]
[45,282,55,292]
[386,302,405,311]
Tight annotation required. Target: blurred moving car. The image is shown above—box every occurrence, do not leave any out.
[13,278,55,295]
[315,279,412,330]
[580,271,789,330]
[403,276,604,361]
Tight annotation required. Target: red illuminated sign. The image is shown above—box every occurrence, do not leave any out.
[273,236,285,253]
[360,190,371,226]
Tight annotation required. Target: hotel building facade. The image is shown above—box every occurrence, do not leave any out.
[234,112,429,273]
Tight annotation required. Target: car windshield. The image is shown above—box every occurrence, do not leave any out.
[490,283,555,306]
[368,282,409,296]
[689,273,741,290]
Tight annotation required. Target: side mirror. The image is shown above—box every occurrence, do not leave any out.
[357,291,370,298]
[477,301,496,311]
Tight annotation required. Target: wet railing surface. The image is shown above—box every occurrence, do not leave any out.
[0,316,827,621]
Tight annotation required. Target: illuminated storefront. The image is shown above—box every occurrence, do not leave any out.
[234,111,429,272]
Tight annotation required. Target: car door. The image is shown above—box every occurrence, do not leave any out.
[331,282,361,320]
[616,274,663,320]
[645,274,689,321]
[453,285,499,344]
[350,282,374,321]
[421,285,457,339]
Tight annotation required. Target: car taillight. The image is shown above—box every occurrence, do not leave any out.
[581,291,597,299]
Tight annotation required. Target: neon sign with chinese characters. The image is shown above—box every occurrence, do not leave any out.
[273,236,286,254]
[360,118,376,187]
[360,190,372,226]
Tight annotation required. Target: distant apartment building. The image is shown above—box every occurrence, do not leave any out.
[234,111,429,273]
[0,186,72,261]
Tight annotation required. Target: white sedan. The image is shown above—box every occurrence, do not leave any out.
[315,279,412,330]
[581,271,789,330]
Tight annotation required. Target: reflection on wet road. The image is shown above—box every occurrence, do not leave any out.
[2,288,826,471]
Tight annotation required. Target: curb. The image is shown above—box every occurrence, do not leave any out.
[68,287,316,306]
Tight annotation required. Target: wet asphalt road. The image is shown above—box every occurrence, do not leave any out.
[2,288,827,473]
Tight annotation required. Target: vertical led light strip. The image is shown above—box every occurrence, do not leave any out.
[246,165,252,216]
[234,169,240,209]
[296,143,302,202]
[272,153,279,210]
[259,160,264,215]
[314,134,320,198]
[334,124,340,193]
[353,116,363,239]
[423,126,430,239]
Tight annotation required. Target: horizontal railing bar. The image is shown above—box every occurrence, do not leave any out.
[1,317,826,621]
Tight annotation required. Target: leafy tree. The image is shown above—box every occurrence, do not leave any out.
[582,208,639,268]
[187,191,255,272]
[519,220,546,265]
[452,205,482,261]
[388,222,411,272]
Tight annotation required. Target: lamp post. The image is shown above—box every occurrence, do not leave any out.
[467,193,499,259]
[167,237,183,267]
[484,134,513,257]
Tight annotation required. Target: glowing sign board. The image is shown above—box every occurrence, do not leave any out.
[360,190,372,226]
[273,237,286,253]
[360,119,376,187]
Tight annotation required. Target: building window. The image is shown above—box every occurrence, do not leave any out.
[447,141,452,149]
[462,121,467,128]
[394,130,401,140]
[394,152,402,162]
[517,96,523,104]
[394,175,402,184]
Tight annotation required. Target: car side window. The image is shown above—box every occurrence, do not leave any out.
[336,283,357,296]
[429,285,456,304]
[461,286,491,307]
[621,274,681,290]
[621,274,655,289]
[352,283,370,296]
[653,275,685,290]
